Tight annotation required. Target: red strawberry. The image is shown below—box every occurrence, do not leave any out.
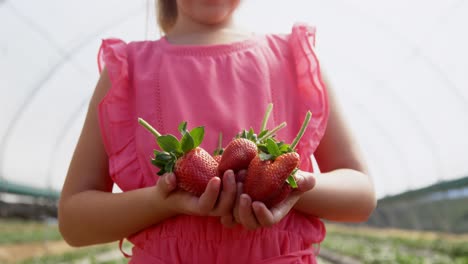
[213,155,222,164]
[218,138,257,175]
[244,152,300,205]
[218,103,286,177]
[264,182,293,208]
[175,147,219,196]
[243,111,312,207]
[139,118,217,196]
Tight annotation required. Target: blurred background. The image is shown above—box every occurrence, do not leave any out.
[1,0,467,263]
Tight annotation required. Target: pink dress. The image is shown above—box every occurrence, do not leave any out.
[97,23,329,264]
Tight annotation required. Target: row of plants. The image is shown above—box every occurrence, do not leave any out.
[320,223,468,264]
[19,244,119,264]
[0,219,61,244]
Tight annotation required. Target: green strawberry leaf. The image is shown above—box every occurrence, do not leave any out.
[181,132,195,152]
[258,130,268,139]
[155,151,173,161]
[257,144,268,153]
[178,121,188,135]
[266,138,281,157]
[151,159,166,169]
[153,151,177,173]
[146,120,207,175]
[157,135,181,153]
[248,128,255,139]
[287,168,299,188]
[164,160,175,173]
[241,130,247,138]
[170,151,178,160]
[279,143,292,153]
[237,129,258,142]
[287,175,298,188]
[259,152,273,161]
[189,126,205,148]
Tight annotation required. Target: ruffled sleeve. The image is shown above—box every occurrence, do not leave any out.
[97,39,144,191]
[289,23,330,172]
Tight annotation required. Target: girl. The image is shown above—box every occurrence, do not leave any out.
[58,0,376,263]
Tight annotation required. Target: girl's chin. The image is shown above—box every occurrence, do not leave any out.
[194,14,232,25]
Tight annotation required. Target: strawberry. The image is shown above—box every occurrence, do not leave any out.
[217,103,286,177]
[244,152,300,205]
[264,184,293,209]
[213,155,222,164]
[217,137,257,175]
[139,118,218,196]
[175,147,219,195]
[243,111,312,207]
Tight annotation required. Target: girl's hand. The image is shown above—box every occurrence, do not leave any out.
[232,170,316,230]
[155,170,237,217]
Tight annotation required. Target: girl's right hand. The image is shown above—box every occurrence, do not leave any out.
[155,170,237,218]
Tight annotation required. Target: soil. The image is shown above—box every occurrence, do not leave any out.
[0,240,74,263]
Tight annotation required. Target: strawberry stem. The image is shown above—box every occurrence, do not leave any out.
[260,103,273,132]
[218,133,223,149]
[213,132,224,155]
[138,118,161,138]
[290,111,312,150]
[258,122,287,142]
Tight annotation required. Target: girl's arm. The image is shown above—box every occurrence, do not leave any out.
[293,76,376,222]
[59,69,237,247]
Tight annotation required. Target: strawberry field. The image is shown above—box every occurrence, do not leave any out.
[319,223,468,264]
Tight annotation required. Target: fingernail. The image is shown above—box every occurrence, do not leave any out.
[252,202,261,212]
[164,174,172,186]
[228,172,235,184]
[165,174,171,185]
[241,195,248,206]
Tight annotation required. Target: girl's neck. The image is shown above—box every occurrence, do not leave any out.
[165,16,251,46]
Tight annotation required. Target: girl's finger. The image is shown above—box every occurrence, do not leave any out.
[294,170,316,192]
[238,194,260,230]
[233,183,243,223]
[213,170,237,216]
[269,192,302,221]
[252,201,275,227]
[156,173,177,197]
[197,177,221,215]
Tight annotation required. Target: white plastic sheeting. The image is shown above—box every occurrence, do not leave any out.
[1,0,467,198]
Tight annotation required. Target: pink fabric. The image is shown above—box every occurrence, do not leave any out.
[98,23,329,263]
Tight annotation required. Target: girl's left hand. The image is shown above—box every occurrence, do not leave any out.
[225,170,316,230]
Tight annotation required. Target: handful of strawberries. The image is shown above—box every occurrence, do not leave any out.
[139,103,312,208]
